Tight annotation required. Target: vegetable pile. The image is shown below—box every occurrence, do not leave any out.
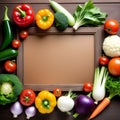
[49,0,75,26]
[0,0,120,120]
[89,75,120,120]
[88,8,120,120]
[10,101,37,119]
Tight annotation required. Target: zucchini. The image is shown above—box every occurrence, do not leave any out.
[0,6,13,51]
[49,0,75,26]
[0,48,18,62]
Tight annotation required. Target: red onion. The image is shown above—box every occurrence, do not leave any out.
[10,101,23,118]
[25,106,36,119]
[75,95,95,116]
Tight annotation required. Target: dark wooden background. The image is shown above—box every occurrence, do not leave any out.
[0,0,120,120]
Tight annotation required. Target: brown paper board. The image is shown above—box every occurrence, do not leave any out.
[24,35,94,85]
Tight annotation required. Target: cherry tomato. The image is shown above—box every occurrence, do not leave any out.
[4,60,16,73]
[108,57,120,76]
[19,89,36,106]
[104,19,119,34]
[99,56,109,66]
[83,82,93,92]
[19,30,28,39]
[53,88,62,97]
[12,39,21,49]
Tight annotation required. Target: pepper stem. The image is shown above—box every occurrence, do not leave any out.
[42,16,49,21]
[16,7,26,18]
[42,99,50,109]
[4,6,10,21]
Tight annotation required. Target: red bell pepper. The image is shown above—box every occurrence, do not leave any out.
[12,4,34,27]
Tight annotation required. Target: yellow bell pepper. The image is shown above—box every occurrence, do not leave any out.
[35,90,57,114]
[35,9,54,30]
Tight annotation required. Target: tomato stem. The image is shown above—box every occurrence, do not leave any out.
[24,96,30,102]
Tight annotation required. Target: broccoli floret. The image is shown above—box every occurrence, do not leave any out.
[54,12,68,31]
[0,74,23,105]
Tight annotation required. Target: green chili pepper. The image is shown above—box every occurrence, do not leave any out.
[0,6,13,51]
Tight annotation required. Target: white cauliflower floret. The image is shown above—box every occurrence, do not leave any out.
[103,35,120,57]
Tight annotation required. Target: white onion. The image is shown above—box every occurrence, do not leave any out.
[10,101,23,118]
[57,90,75,112]
[25,106,36,119]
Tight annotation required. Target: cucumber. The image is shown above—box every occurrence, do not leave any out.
[0,48,18,62]
[49,0,75,26]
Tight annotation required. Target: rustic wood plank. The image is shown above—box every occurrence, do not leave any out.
[0,0,120,4]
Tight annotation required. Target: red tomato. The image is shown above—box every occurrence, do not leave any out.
[83,82,93,92]
[53,88,62,97]
[19,30,28,39]
[4,60,16,73]
[99,56,109,66]
[104,19,119,34]
[108,57,120,76]
[12,39,21,49]
[20,89,36,106]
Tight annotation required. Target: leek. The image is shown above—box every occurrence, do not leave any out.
[92,66,108,104]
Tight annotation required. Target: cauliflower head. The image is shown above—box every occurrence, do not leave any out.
[103,35,120,57]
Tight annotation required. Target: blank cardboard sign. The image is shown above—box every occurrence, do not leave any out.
[23,34,94,90]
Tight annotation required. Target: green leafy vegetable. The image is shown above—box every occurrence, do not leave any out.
[73,0,108,31]
[106,75,120,99]
[0,74,23,105]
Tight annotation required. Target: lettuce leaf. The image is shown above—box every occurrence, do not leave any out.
[73,0,108,30]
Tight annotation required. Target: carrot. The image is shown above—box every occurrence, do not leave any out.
[88,97,110,120]
[89,71,120,119]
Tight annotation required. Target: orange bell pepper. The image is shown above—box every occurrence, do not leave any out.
[35,90,57,114]
[35,9,54,30]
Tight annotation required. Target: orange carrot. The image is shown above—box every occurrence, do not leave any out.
[88,97,110,120]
